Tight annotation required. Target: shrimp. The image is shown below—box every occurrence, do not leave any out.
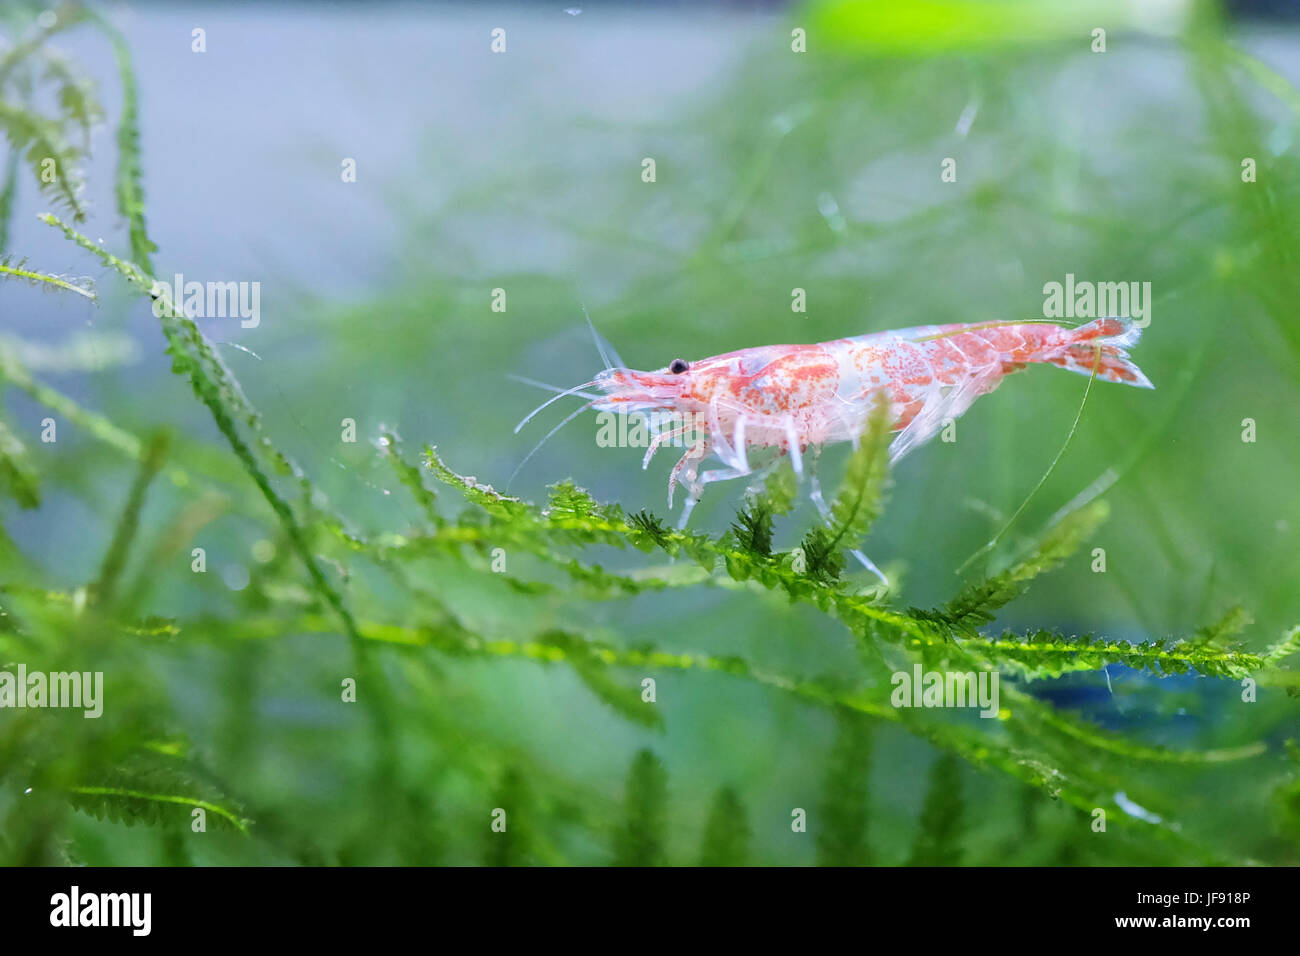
[516,316,1153,582]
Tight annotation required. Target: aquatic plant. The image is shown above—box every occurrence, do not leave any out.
[2,1,1299,865]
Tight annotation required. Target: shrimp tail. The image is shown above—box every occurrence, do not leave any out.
[1041,317,1154,389]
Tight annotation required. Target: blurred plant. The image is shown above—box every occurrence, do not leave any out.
[0,2,99,237]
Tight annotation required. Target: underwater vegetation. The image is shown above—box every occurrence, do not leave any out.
[1,1,1299,866]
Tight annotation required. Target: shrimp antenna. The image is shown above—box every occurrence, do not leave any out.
[507,402,592,489]
[508,373,600,400]
[582,302,625,371]
[514,379,598,434]
[955,345,1102,575]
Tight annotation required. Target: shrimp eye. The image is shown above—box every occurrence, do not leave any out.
[669,358,690,374]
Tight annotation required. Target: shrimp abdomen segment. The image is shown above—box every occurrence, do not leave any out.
[903,318,1151,386]
[831,317,1152,461]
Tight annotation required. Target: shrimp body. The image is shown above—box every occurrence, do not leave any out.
[588,316,1149,514]
[521,316,1152,580]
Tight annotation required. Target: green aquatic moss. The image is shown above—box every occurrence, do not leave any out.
[2,1,1299,866]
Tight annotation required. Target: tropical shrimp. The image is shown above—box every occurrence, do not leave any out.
[515,316,1152,581]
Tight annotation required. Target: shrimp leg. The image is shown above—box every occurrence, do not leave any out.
[643,422,691,470]
[806,448,889,587]
[700,464,752,488]
[742,454,783,496]
[684,453,785,528]
[674,406,779,526]
[670,439,710,528]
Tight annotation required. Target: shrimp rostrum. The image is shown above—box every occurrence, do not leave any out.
[516,317,1152,582]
